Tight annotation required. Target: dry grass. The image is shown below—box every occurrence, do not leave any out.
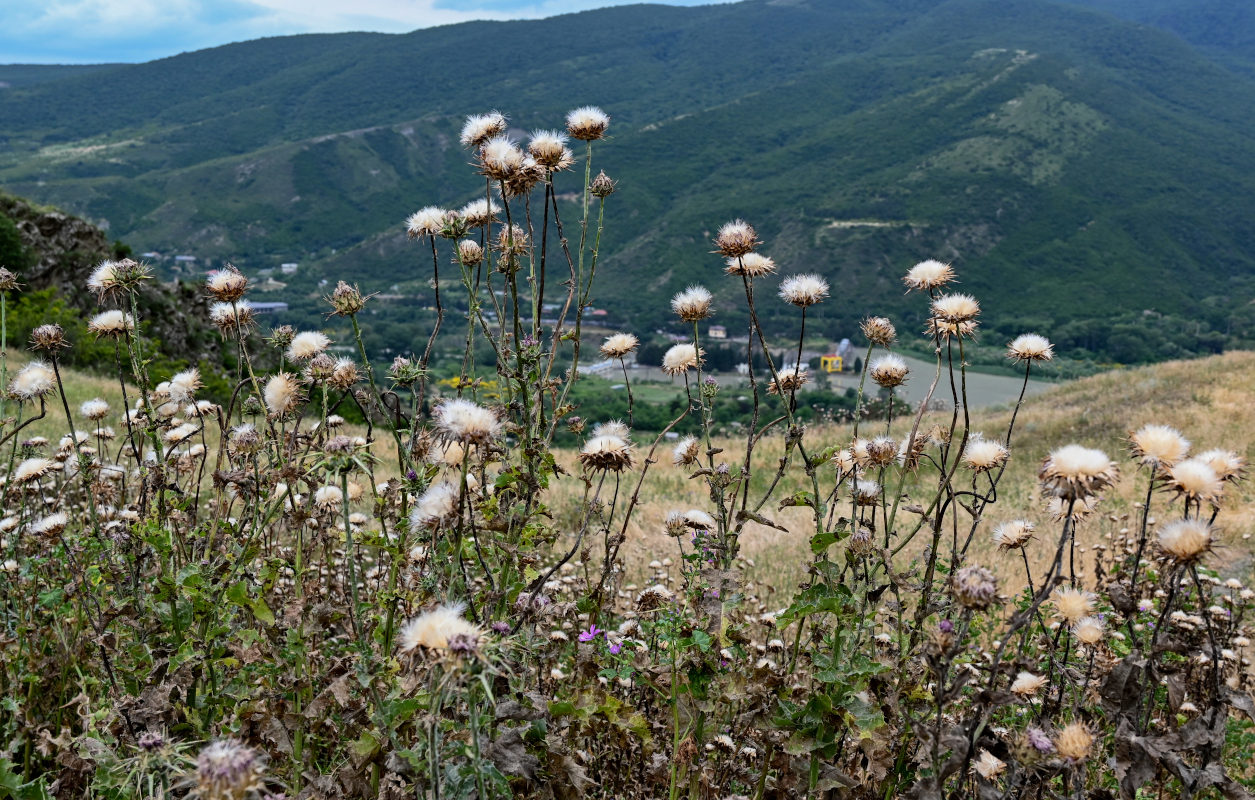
[548,350,1255,592]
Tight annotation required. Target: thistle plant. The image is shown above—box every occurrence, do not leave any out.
[0,103,1253,800]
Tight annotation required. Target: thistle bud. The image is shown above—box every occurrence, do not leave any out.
[860,316,896,347]
[457,239,484,266]
[590,170,617,198]
[0,268,19,291]
[328,281,365,316]
[267,325,295,350]
[439,210,470,240]
[388,356,425,388]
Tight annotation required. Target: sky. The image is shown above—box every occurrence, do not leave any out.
[0,0,730,64]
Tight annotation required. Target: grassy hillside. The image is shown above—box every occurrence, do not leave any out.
[1,0,1254,366]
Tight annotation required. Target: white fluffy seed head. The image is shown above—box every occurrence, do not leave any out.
[398,603,480,654]
[460,111,507,149]
[1129,424,1190,468]
[725,252,775,277]
[1166,457,1224,504]
[528,129,572,168]
[434,399,502,444]
[314,485,344,510]
[459,198,500,228]
[991,520,1035,550]
[287,331,331,361]
[406,206,447,238]
[869,354,909,389]
[87,260,120,295]
[1196,448,1245,482]
[1040,444,1118,499]
[1072,616,1105,646]
[1157,518,1212,563]
[565,105,610,140]
[1010,671,1047,696]
[9,361,56,401]
[167,368,202,404]
[600,332,639,359]
[1051,587,1096,624]
[578,434,633,472]
[263,373,302,417]
[80,398,110,421]
[1007,333,1054,362]
[12,457,54,484]
[411,481,460,528]
[778,274,829,307]
[714,220,758,258]
[87,309,135,337]
[661,343,702,375]
[672,435,700,466]
[903,259,955,291]
[671,285,714,322]
[962,437,1009,472]
[930,293,980,322]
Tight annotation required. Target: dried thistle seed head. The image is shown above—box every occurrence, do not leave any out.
[1040,444,1118,500]
[502,156,546,198]
[314,485,343,510]
[528,129,570,168]
[861,316,897,347]
[970,749,1006,780]
[457,239,484,266]
[209,301,255,337]
[1072,616,1105,646]
[460,111,507,149]
[865,435,898,467]
[28,324,67,352]
[1196,448,1246,483]
[724,252,775,278]
[930,293,980,323]
[661,343,703,375]
[903,259,955,291]
[205,266,248,302]
[1009,671,1047,697]
[327,281,366,316]
[924,317,978,340]
[86,310,134,338]
[87,259,121,298]
[600,332,639,359]
[768,366,809,395]
[637,584,674,611]
[671,285,713,322]
[952,564,998,609]
[401,605,483,656]
[495,224,529,258]
[1157,518,1212,563]
[479,136,525,181]
[434,398,503,444]
[590,170,617,198]
[8,361,56,401]
[1046,493,1100,522]
[195,739,265,800]
[263,373,302,417]
[1128,424,1190,468]
[1051,587,1096,624]
[405,206,446,239]
[166,368,201,403]
[1007,333,1053,362]
[851,478,882,506]
[13,457,54,484]
[286,331,331,361]
[1165,457,1224,504]
[0,268,19,291]
[869,354,909,389]
[778,274,829,307]
[566,105,609,141]
[962,437,1009,473]
[304,353,336,384]
[80,398,110,420]
[579,434,634,472]
[672,435,700,466]
[459,198,500,228]
[328,357,359,390]
[410,481,459,528]
[1053,723,1094,762]
[714,220,758,258]
[31,511,69,537]
[991,519,1034,550]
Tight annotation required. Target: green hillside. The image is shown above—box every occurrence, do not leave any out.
[1,0,1254,367]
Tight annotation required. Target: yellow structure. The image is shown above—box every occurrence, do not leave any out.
[821,354,843,373]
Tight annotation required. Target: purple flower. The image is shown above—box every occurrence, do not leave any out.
[609,643,621,655]
[406,469,418,481]
[938,619,954,634]
[1026,727,1054,753]
[704,376,718,386]
[578,624,603,642]
[491,621,511,634]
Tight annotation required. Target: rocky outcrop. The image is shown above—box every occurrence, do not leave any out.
[0,192,223,365]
